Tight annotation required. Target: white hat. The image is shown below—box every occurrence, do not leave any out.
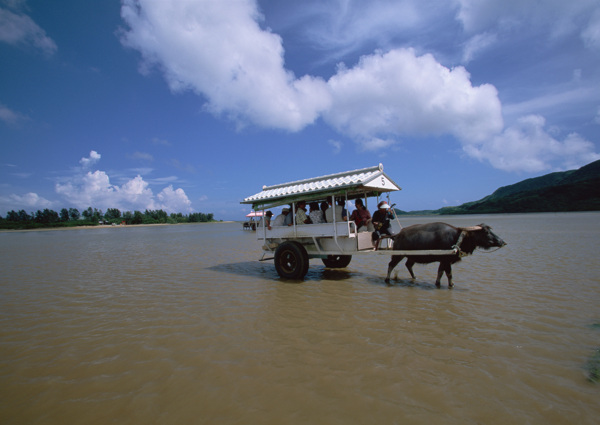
[378,201,390,209]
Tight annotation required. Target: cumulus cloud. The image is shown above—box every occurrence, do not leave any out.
[324,48,503,146]
[120,3,502,144]
[79,150,101,168]
[463,115,600,172]
[120,0,331,131]
[0,192,52,211]
[0,7,57,55]
[56,151,193,213]
[156,185,192,212]
[119,0,598,173]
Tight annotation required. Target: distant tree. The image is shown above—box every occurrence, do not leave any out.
[35,209,59,224]
[105,208,121,220]
[60,208,69,222]
[82,207,93,220]
[69,208,80,221]
[123,211,133,224]
[92,208,103,222]
[18,210,31,222]
[6,210,18,221]
[133,210,143,224]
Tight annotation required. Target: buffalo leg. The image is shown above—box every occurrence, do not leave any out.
[405,258,416,279]
[386,255,404,284]
[445,263,454,288]
[435,263,444,287]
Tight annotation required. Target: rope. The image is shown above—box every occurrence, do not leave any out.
[477,246,505,254]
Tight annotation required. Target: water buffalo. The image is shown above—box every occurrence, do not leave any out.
[385,222,506,287]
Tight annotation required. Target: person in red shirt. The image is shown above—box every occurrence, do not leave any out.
[350,198,371,232]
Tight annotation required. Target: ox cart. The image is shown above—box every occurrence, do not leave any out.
[241,164,462,279]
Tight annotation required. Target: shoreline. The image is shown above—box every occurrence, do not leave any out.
[0,221,235,233]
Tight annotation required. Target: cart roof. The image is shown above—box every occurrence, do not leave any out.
[241,164,401,210]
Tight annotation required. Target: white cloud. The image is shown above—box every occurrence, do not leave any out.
[324,48,503,146]
[155,186,192,212]
[79,150,101,168]
[119,0,597,174]
[0,192,52,211]
[462,32,497,63]
[131,151,154,161]
[0,7,57,55]
[328,139,342,154]
[463,115,600,172]
[120,0,331,131]
[121,2,501,145]
[582,9,600,49]
[56,152,193,213]
[281,0,424,53]
[0,103,28,125]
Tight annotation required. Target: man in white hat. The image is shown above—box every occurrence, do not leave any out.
[372,201,394,249]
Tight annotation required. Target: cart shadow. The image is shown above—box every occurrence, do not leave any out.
[208,262,359,283]
[208,262,464,289]
[207,261,280,280]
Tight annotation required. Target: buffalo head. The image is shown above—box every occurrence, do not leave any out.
[468,223,507,251]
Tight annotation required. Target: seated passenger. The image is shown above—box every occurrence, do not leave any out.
[295,201,310,225]
[320,201,329,222]
[309,202,325,224]
[349,198,371,232]
[372,201,394,249]
[326,198,347,223]
[258,211,273,229]
[284,205,294,226]
[272,208,289,226]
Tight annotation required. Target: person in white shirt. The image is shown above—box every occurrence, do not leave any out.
[325,198,347,223]
[272,208,288,226]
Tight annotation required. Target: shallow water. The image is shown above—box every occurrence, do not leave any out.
[1,213,599,424]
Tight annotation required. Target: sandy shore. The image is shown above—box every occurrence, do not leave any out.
[0,221,235,233]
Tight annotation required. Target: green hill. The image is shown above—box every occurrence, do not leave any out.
[407,159,600,215]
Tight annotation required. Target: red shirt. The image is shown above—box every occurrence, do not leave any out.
[350,208,371,228]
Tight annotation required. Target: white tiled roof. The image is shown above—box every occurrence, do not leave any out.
[241,164,401,208]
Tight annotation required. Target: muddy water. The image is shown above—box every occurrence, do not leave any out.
[1,213,599,424]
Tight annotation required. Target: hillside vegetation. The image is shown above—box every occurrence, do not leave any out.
[400,159,600,215]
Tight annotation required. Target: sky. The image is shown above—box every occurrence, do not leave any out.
[1,0,599,221]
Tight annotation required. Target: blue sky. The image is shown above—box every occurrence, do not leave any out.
[1,0,599,220]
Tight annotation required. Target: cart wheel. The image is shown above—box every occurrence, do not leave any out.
[322,255,352,268]
[274,242,309,279]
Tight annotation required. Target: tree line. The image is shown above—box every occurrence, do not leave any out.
[0,207,215,229]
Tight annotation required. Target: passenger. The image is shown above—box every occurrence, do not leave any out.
[340,199,348,221]
[349,198,371,232]
[309,202,325,224]
[284,204,294,226]
[326,198,347,223]
[259,210,273,230]
[371,201,394,249]
[320,201,329,222]
[272,208,288,226]
[295,201,311,225]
